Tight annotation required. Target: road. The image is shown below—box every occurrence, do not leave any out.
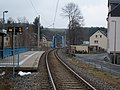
[75,53,120,77]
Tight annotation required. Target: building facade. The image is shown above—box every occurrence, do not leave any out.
[90,30,107,52]
[0,30,10,48]
[71,45,89,53]
[107,0,120,64]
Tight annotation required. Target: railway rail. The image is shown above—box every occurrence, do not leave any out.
[45,49,96,90]
[38,50,53,90]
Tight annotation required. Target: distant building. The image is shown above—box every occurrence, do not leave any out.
[0,30,10,48]
[107,0,120,64]
[83,41,89,45]
[4,36,10,47]
[41,35,48,47]
[89,30,107,52]
[71,45,89,53]
[0,31,4,48]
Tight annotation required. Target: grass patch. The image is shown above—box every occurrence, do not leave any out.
[0,79,13,90]
[68,58,120,89]
[0,69,13,90]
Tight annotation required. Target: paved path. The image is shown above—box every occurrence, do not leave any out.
[75,54,120,77]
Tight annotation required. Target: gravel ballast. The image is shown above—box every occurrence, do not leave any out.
[58,49,118,90]
[2,49,118,90]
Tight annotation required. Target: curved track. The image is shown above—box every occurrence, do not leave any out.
[38,51,53,90]
[46,49,96,90]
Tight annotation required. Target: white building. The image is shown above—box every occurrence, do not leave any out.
[41,36,48,47]
[107,0,120,64]
[71,45,89,53]
[0,30,10,48]
[90,30,107,52]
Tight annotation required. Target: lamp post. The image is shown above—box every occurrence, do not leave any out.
[3,11,8,29]
[2,10,8,59]
[112,20,116,64]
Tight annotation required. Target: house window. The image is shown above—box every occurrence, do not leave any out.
[94,40,98,44]
[5,42,7,46]
[100,35,102,38]
[6,37,8,41]
[95,35,97,38]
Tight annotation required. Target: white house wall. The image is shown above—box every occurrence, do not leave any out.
[99,34,107,50]
[108,17,120,53]
[90,31,107,50]
[90,32,98,46]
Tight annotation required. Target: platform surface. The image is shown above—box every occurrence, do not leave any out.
[0,51,45,71]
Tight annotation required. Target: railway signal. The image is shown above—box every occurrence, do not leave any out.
[8,27,13,32]
[18,27,23,33]
[8,26,23,77]
[7,27,23,34]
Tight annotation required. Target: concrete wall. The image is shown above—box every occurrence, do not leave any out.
[108,17,120,53]
[107,2,120,64]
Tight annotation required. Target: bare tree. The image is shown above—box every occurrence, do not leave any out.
[17,16,29,24]
[7,17,14,24]
[62,2,84,45]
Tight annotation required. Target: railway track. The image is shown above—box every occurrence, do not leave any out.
[38,50,53,90]
[46,49,96,90]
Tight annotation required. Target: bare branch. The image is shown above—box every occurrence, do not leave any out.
[61,2,84,45]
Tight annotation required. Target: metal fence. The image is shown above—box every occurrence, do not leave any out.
[0,47,27,67]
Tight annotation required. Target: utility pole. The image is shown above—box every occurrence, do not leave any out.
[64,29,66,47]
[37,15,40,48]
[13,27,15,77]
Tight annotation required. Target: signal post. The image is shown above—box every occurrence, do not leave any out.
[7,26,23,76]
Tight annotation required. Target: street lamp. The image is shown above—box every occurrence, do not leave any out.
[3,11,8,27]
[2,10,8,59]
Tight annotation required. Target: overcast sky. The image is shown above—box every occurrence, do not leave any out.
[0,0,108,28]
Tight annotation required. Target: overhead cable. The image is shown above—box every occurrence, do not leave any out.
[29,0,39,15]
[53,0,60,28]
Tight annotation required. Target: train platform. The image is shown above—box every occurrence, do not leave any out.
[0,51,45,71]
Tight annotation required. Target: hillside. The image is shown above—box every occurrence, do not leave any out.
[42,27,107,44]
